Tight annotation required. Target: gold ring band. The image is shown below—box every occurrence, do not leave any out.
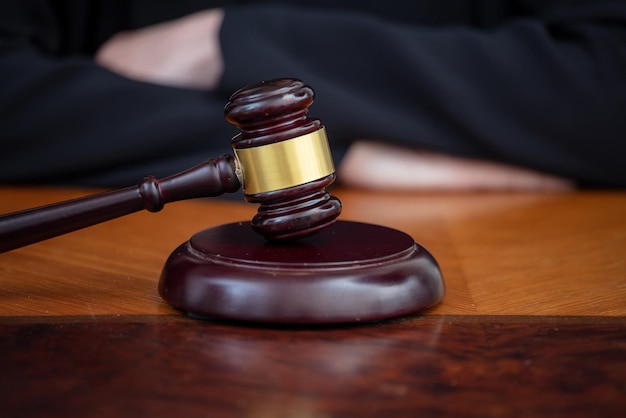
[233,128,335,195]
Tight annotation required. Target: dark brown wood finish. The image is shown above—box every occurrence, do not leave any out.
[159,221,444,323]
[0,156,240,253]
[1,315,624,418]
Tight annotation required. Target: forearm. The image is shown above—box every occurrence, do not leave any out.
[95,9,224,90]
[338,141,574,191]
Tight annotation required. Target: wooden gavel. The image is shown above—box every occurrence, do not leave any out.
[0,79,342,253]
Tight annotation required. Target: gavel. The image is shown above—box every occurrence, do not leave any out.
[0,78,342,253]
[0,78,445,324]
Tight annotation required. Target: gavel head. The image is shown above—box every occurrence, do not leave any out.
[225,78,342,241]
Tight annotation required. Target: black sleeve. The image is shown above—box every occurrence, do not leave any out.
[218,2,626,188]
[0,4,236,187]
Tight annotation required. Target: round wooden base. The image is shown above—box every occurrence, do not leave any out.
[158,220,444,324]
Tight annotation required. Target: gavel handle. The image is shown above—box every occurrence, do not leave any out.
[0,155,241,253]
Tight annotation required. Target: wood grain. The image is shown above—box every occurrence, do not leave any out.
[1,187,625,317]
[1,314,623,418]
[0,186,254,316]
[339,190,626,316]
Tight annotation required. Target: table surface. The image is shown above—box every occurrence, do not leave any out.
[0,185,624,417]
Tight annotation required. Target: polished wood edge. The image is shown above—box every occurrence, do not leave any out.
[1,314,624,326]
[0,314,186,325]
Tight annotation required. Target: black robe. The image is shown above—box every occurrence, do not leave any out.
[1,0,625,187]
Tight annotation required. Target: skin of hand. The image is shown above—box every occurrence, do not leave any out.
[338,141,575,191]
[95,9,224,90]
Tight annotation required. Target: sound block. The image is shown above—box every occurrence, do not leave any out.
[158,220,444,324]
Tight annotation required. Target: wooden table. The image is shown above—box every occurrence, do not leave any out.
[0,186,624,417]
